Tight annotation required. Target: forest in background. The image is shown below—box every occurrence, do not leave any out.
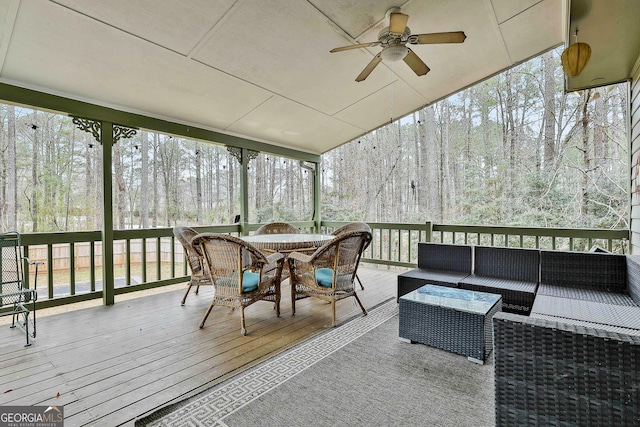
[0,110,313,232]
[0,48,629,232]
[322,48,629,229]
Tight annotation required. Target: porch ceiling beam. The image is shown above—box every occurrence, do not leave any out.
[0,82,320,163]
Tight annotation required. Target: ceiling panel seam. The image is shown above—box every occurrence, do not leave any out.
[223,95,274,131]
[0,0,20,74]
[49,0,188,57]
[187,0,244,59]
[494,0,544,25]
[189,56,363,118]
[482,0,513,64]
[304,0,361,42]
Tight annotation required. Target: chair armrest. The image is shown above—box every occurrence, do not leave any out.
[21,256,44,266]
[265,252,285,265]
[288,251,313,264]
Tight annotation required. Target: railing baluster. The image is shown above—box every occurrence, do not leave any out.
[23,246,31,289]
[126,239,131,286]
[156,237,162,280]
[90,241,96,292]
[47,244,54,299]
[171,236,176,278]
[70,243,76,295]
[142,238,147,283]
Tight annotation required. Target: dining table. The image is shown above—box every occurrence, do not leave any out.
[241,233,334,254]
[241,233,334,302]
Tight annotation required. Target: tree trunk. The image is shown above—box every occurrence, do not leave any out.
[581,91,591,217]
[425,105,440,222]
[139,131,149,228]
[543,51,556,169]
[152,133,159,228]
[195,142,203,224]
[7,105,17,230]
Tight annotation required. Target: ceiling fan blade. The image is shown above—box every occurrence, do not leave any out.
[389,12,409,34]
[403,49,430,77]
[356,53,382,82]
[330,42,377,53]
[412,31,467,44]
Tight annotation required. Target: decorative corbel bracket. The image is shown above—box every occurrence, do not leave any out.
[72,117,138,144]
[227,147,259,164]
[72,117,101,143]
[113,125,137,143]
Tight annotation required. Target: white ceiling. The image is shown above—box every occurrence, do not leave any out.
[564,0,640,92]
[0,0,565,154]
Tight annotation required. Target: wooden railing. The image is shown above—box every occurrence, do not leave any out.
[4,221,629,311]
[322,221,629,268]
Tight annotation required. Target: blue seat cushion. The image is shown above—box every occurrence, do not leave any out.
[216,271,260,293]
[316,268,334,287]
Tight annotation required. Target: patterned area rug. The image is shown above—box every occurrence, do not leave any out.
[137,298,494,426]
[137,299,399,426]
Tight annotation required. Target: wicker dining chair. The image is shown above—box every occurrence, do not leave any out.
[192,233,285,336]
[174,226,213,305]
[331,222,371,290]
[288,230,372,326]
[255,222,300,235]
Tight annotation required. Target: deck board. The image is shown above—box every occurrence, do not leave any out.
[0,265,403,426]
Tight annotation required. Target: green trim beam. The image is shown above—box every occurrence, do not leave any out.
[0,83,320,163]
[102,121,115,305]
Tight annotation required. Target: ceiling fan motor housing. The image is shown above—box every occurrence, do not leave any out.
[378,26,412,45]
[382,44,409,62]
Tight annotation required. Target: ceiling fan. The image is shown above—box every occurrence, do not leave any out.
[330,7,466,82]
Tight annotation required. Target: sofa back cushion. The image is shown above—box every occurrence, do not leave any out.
[474,246,539,282]
[418,243,472,273]
[627,255,640,305]
[540,250,626,292]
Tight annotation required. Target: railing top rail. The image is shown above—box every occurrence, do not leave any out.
[322,221,429,231]
[432,224,629,239]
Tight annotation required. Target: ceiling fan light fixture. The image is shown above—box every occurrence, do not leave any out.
[381,44,408,62]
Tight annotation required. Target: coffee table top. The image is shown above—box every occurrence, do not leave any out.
[400,284,501,315]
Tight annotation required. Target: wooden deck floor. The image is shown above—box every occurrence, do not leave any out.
[0,265,404,426]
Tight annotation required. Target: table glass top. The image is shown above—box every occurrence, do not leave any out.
[400,284,501,315]
[242,233,333,243]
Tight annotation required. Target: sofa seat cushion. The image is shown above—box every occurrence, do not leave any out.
[400,268,469,284]
[459,274,537,315]
[397,268,468,302]
[537,283,636,306]
[531,295,640,330]
[530,313,640,335]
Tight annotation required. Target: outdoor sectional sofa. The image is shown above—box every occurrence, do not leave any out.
[397,243,640,426]
[494,251,640,426]
[396,242,472,302]
[397,243,539,314]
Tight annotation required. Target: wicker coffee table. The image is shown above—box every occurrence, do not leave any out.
[399,284,502,364]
